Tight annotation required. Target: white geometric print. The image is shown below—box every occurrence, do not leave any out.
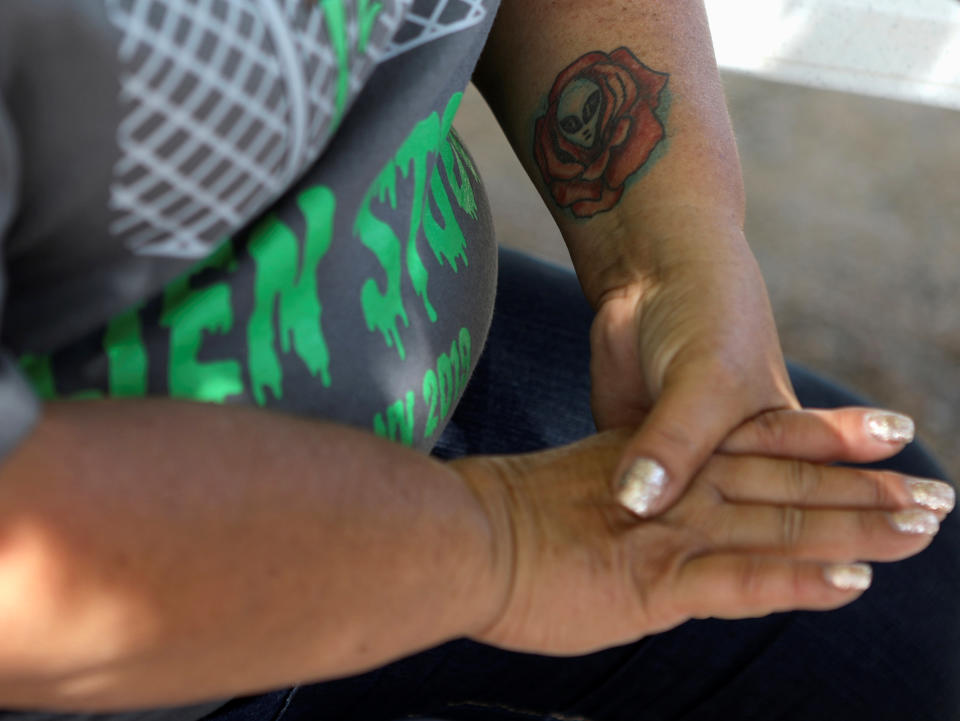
[105,0,408,259]
[381,0,486,61]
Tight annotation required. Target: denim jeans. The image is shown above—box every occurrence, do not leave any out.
[7,249,959,721]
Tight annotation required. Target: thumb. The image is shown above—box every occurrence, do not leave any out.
[613,377,782,517]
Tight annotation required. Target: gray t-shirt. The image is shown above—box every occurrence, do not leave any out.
[1,0,500,461]
[0,0,499,718]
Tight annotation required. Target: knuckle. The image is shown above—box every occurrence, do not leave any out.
[780,506,806,551]
[737,556,767,599]
[868,471,899,508]
[857,506,878,540]
[786,460,821,503]
[753,410,787,451]
[650,421,698,457]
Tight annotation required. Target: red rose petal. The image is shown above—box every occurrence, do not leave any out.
[597,64,637,116]
[610,47,668,105]
[572,186,624,218]
[543,145,585,180]
[582,147,611,181]
[538,118,584,180]
[555,129,594,165]
[591,66,625,136]
[552,177,605,207]
[609,116,631,147]
[605,105,664,188]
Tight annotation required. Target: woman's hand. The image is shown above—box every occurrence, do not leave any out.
[454,407,953,656]
[591,222,801,515]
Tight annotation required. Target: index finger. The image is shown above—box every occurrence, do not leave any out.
[720,408,915,464]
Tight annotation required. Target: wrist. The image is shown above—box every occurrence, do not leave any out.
[569,206,751,309]
[446,456,518,640]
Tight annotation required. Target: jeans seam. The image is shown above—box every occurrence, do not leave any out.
[268,686,300,721]
[442,699,592,721]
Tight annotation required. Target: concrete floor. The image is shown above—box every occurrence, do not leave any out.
[454,74,960,482]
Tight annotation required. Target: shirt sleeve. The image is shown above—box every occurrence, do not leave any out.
[0,99,40,460]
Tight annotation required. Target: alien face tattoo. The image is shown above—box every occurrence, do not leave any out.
[534,48,669,219]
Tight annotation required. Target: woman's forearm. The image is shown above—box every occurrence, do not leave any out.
[474,0,747,305]
[0,400,502,711]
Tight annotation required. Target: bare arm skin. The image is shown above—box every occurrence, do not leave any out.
[0,400,503,710]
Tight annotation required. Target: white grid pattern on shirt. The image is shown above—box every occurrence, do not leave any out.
[105,0,406,259]
[381,0,486,60]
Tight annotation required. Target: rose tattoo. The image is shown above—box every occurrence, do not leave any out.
[534,48,669,218]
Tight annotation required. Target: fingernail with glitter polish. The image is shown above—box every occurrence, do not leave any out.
[617,458,668,517]
[906,478,956,513]
[888,509,940,535]
[864,410,915,444]
[823,563,872,591]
